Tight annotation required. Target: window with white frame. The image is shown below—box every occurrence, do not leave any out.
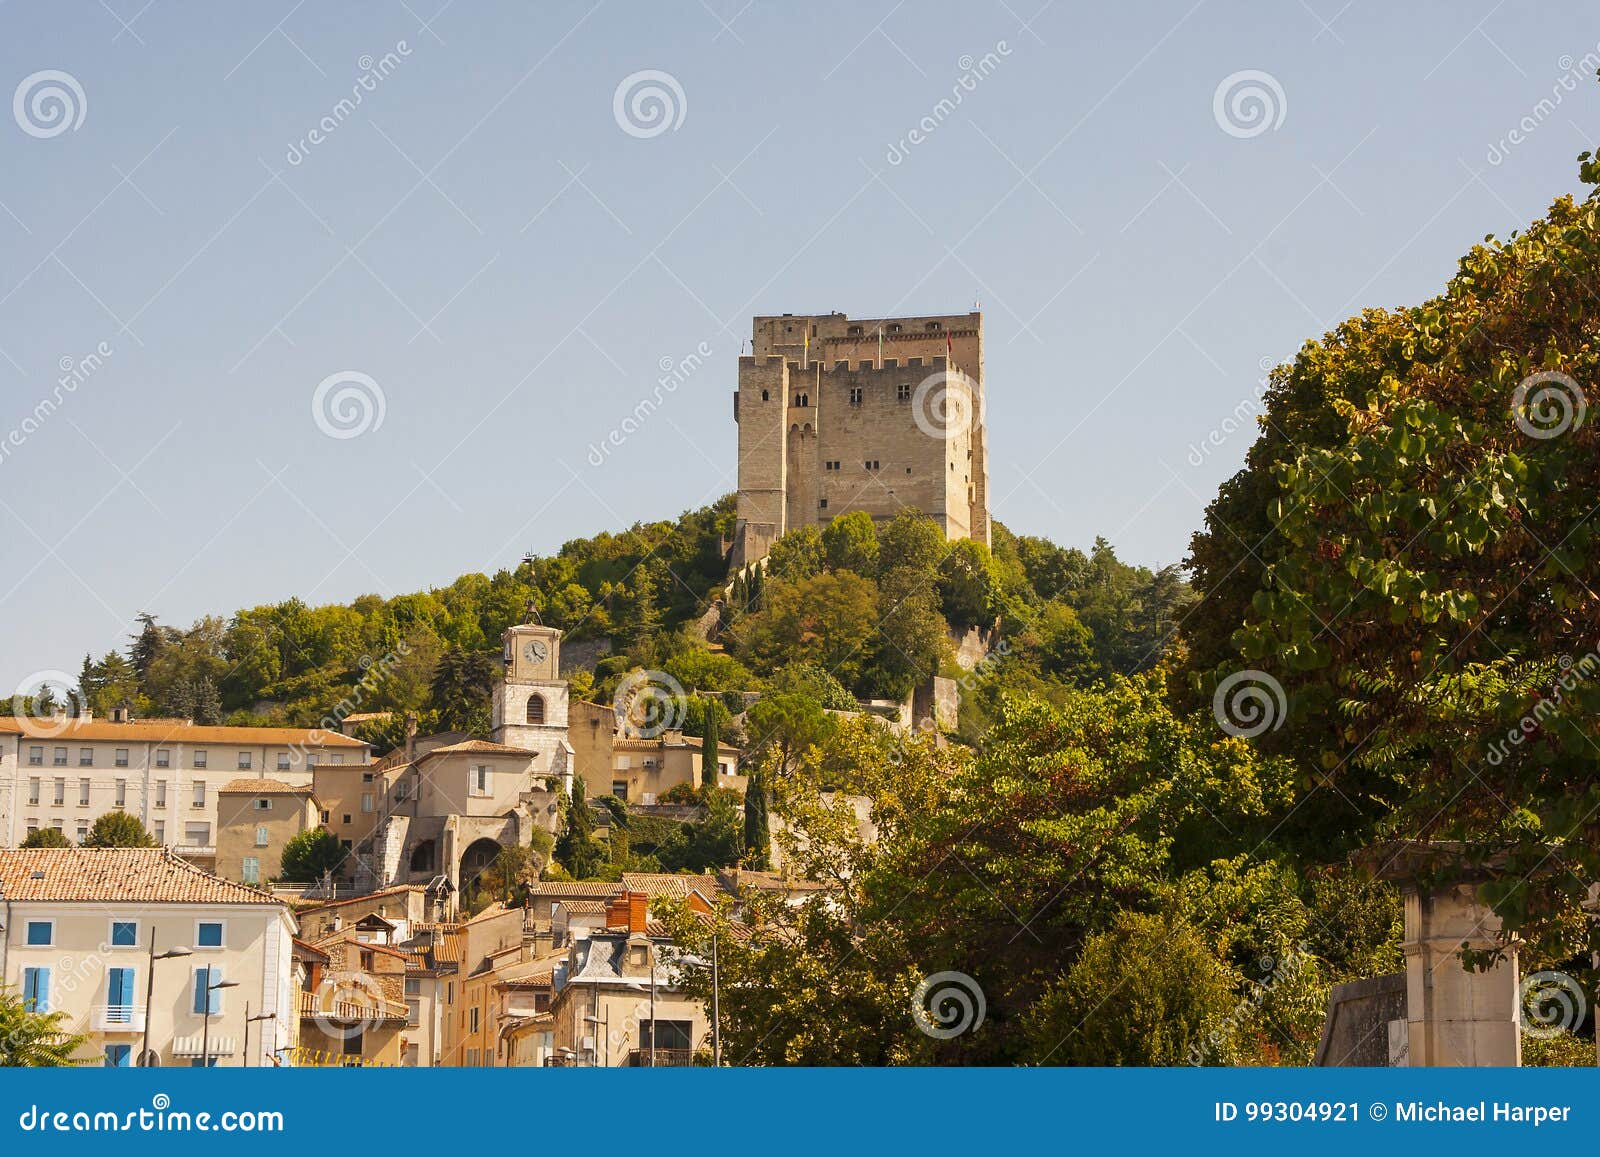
[155,781,167,808]
[78,748,92,767]
[78,778,89,805]
[193,750,207,768]
[241,857,260,885]
[114,780,126,808]
[115,748,129,768]
[470,765,491,796]
[192,782,205,809]
[27,777,39,805]
[255,825,269,847]
[155,749,170,768]
[237,752,251,770]
[52,778,64,805]
[27,746,42,766]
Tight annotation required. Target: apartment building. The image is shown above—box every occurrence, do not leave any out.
[0,717,371,865]
[0,846,297,1066]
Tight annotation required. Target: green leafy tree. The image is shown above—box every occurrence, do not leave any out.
[765,525,825,584]
[1024,912,1241,1065]
[937,538,1000,630]
[731,571,880,693]
[279,827,346,881]
[822,510,880,575]
[555,777,605,880]
[21,828,72,848]
[85,812,157,848]
[1184,146,1600,949]
[0,987,86,1066]
[429,645,495,734]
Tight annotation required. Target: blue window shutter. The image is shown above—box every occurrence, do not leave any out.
[23,967,50,1013]
[109,967,135,1009]
[193,967,209,1014]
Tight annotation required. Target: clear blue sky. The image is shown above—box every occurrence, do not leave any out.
[2,1,1597,690]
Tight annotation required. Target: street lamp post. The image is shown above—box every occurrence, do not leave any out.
[200,976,238,1068]
[583,1008,609,1067]
[242,1004,275,1067]
[140,931,192,1067]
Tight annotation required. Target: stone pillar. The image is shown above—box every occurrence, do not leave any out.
[1366,842,1520,1067]
[1401,882,1519,1065]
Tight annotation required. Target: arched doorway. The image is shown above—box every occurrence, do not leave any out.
[459,837,504,893]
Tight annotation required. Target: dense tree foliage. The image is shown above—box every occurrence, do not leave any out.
[279,827,346,882]
[1186,152,1600,957]
[0,988,85,1066]
[84,812,157,848]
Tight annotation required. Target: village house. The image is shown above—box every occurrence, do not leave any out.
[215,778,319,885]
[0,847,297,1066]
[548,891,712,1066]
[569,701,743,803]
[293,931,410,1066]
[0,715,370,865]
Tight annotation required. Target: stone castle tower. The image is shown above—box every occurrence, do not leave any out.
[731,311,990,568]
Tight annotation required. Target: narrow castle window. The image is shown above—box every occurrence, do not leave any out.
[849,387,863,406]
[925,321,941,331]
[848,325,863,335]
[897,383,911,401]
[819,499,828,509]
[527,695,545,724]
[761,389,769,401]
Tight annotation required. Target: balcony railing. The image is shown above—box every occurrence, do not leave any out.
[94,1005,146,1033]
[625,1048,695,1067]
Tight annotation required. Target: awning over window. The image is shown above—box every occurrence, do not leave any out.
[171,1034,236,1057]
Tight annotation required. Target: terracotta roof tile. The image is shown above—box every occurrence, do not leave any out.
[0,718,368,748]
[219,778,315,794]
[0,848,285,905]
[419,740,538,759]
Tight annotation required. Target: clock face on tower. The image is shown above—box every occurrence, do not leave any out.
[524,640,549,664]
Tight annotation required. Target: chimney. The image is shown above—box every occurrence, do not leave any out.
[605,890,650,933]
[404,712,418,763]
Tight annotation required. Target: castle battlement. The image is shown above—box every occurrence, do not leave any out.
[731,313,990,569]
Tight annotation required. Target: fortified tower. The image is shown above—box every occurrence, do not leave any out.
[731,311,989,569]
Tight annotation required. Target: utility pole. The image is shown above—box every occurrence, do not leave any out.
[711,930,721,1067]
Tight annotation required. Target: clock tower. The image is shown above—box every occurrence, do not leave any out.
[491,623,570,771]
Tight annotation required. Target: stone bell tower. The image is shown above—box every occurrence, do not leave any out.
[491,622,571,780]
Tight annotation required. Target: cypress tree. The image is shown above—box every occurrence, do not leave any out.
[699,703,720,790]
[742,764,770,870]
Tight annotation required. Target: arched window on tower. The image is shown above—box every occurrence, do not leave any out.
[527,695,546,724]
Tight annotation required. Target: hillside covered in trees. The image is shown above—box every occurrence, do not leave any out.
[69,495,1194,754]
